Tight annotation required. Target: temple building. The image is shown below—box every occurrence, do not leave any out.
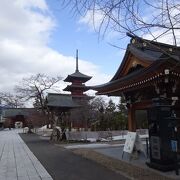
[92,35,180,132]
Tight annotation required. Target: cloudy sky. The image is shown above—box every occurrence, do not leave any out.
[0,0,126,96]
[1,0,178,100]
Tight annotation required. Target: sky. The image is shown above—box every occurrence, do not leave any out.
[0,0,127,98]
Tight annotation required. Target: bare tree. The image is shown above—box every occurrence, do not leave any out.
[0,92,24,108]
[62,0,180,45]
[89,97,107,130]
[15,73,62,126]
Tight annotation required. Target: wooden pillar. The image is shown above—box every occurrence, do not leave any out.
[127,104,136,132]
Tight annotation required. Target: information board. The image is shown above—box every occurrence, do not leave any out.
[123,132,137,153]
[122,132,146,159]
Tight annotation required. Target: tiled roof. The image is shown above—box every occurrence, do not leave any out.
[3,108,34,118]
[46,93,79,108]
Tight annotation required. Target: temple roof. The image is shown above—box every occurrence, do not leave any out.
[91,36,180,95]
[46,93,79,108]
[111,37,180,81]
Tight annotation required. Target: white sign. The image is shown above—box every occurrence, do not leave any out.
[123,132,137,153]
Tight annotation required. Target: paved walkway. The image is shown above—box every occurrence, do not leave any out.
[20,133,129,180]
[0,129,53,180]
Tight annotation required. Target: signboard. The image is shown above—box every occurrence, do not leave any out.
[123,132,137,153]
[122,132,146,159]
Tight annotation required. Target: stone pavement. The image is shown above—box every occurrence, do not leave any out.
[0,129,53,180]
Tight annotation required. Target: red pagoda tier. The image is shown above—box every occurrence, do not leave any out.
[63,50,92,98]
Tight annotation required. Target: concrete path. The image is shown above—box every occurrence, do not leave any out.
[0,129,53,180]
[20,133,129,180]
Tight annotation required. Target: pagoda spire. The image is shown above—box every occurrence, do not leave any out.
[76,49,79,72]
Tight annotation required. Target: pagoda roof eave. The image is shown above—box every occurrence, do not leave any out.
[63,85,91,92]
[64,71,92,82]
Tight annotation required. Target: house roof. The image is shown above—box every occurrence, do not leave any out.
[46,93,79,108]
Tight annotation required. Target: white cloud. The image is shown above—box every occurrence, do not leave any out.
[15,0,48,10]
[0,0,111,96]
[78,9,120,41]
[140,1,180,45]
[143,29,180,45]
[78,9,104,31]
